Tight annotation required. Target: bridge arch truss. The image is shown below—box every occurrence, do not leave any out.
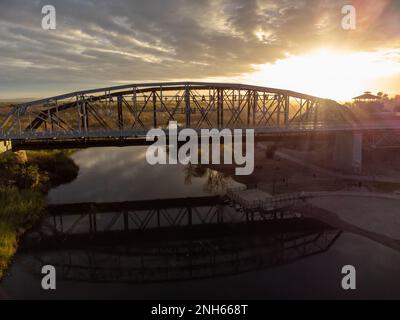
[0,82,337,141]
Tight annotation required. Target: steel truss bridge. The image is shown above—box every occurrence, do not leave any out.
[0,82,385,140]
[2,81,399,150]
[20,196,341,284]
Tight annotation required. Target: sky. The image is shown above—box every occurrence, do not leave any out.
[0,0,399,101]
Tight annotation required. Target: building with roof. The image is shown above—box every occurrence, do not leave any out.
[352,91,384,112]
[352,92,381,102]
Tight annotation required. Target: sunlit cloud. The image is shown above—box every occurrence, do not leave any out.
[239,48,400,101]
[0,0,399,100]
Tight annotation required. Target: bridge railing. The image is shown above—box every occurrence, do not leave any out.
[226,188,308,211]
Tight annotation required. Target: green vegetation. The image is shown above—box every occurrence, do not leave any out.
[0,149,78,279]
[0,187,43,279]
[25,150,78,188]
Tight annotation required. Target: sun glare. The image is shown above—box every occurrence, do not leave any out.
[244,48,400,101]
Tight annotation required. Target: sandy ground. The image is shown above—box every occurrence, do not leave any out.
[309,196,400,240]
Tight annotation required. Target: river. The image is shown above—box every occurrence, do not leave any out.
[1,146,400,299]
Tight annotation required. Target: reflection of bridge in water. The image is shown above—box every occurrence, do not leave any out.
[21,196,342,284]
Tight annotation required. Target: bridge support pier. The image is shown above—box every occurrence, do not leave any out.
[0,140,11,154]
[333,133,362,174]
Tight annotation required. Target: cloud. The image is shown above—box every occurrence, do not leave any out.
[0,0,399,97]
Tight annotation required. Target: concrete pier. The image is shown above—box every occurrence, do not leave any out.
[333,133,362,174]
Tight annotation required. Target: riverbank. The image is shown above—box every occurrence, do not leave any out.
[0,150,78,279]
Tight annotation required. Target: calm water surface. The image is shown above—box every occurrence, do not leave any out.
[1,146,400,299]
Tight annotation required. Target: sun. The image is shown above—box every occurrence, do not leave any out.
[243,47,400,101]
